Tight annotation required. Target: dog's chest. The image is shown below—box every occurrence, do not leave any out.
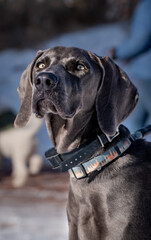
[67,175,137,240]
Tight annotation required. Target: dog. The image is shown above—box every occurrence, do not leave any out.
[0,113,43,187]
[14,46,151,239]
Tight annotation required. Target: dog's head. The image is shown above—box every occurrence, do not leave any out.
[15,46,138,153]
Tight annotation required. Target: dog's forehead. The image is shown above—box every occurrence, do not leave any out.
[42,46,90,63]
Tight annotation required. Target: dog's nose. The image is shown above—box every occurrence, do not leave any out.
[34,72,58,90]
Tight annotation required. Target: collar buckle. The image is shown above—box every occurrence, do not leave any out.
[106,131,119,142]
[97,131,119,147]
[70,165,88,179]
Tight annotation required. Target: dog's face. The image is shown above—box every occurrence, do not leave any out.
[32,47,101,119]
[15,46,138,153]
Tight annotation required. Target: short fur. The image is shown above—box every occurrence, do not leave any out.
[15,46,151,239]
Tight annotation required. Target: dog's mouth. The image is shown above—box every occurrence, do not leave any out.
[33,98,76,119]
[33,98,57,118]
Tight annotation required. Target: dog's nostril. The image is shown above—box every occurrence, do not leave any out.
[46,79,51,86]
[36,78,41,85]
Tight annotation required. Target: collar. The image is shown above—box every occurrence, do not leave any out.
[69,137,131,179]
[45,125,151,179]
[45,131,119,172]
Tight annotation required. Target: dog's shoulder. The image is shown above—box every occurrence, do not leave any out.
[120,139,151,195]
[129,139,151,163]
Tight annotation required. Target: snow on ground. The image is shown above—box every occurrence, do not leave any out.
[43,22,127,53]
[0,201,68,240]
[0,173,69,240]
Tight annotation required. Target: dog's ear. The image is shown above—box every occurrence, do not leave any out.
[95,56,138,136]
[14,50,44,128]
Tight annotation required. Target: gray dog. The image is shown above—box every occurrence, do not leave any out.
[15,46,151,240]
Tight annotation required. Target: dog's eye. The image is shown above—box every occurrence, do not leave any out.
[37,62,46,69]
[76,64,86,71]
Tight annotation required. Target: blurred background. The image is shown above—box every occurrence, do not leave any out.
[1,0,150,239]
[0,0,137,50]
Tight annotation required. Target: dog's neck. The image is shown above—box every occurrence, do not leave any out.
[45,110,101,154]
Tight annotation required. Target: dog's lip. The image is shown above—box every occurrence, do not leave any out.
[33,98,57,118]
[61,111,76,119]
[33,98,77,119]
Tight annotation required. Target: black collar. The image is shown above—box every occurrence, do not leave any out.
[45,125,151,178]
[45,131,119,172]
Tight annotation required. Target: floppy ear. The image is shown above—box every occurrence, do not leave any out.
[14,50,44,128]
[95,56,139,136]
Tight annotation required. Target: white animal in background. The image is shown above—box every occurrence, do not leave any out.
[0,114,43,187]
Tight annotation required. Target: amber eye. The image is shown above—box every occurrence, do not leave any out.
[37,62,46,69]
[76,64,85,71]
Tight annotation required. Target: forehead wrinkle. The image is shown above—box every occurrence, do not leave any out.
[61,57,77,65]
[50,57,58,64]
[41,47,91,66]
